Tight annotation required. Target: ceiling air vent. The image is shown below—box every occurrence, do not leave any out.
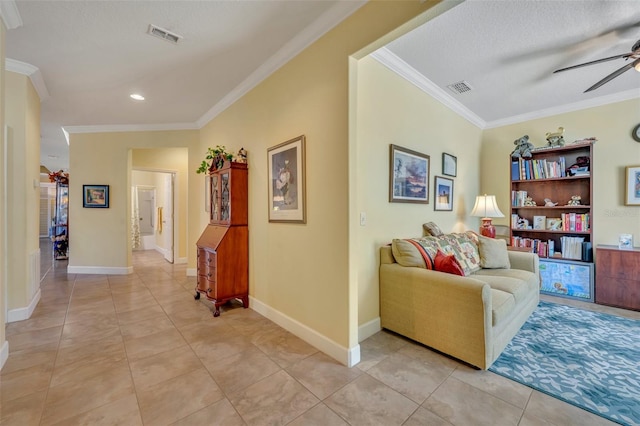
[147,24,182,44]
[446,81,473,95]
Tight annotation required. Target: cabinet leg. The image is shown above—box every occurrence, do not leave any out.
[241,296,249,309]
[194,292,200,300]
[213,305,220,317]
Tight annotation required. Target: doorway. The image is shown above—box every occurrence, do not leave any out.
[131,170,175,263]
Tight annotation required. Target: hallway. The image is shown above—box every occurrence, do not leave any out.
[1,248,620,425]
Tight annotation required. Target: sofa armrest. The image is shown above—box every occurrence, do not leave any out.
[508,251,540,275]
[380,263,493,368]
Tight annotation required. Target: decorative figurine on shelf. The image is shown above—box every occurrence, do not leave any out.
[511,135,534,158]
[235,147,248,164]
[545,127,565,147]
[523,196,537,206]
[567,195,582,206]
[516,217,530,229]
[544,198,558,207]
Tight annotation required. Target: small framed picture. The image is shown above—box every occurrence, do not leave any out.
[619,233,633,250]
[83,185,109,208]
[533,215,546,230]
[624,165,640,206]
[434,176,453,211]
[389,145,430,204]
[546,218,562,230]
[442,153,457,177]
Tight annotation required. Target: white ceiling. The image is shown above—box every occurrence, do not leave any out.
[3,1,640,173]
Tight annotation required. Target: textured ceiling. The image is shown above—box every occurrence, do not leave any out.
[382,1,640,127]
[4,1,640,172]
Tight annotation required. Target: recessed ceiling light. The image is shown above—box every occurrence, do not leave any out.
[130,93,145,101]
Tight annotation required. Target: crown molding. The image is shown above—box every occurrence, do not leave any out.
[370,47,487,128]
[371,48,640,131]
[484,88,640,129]
[0,0,22,30]
[64,122,199,134]
[5,58,50,102]
[196,1,365,128]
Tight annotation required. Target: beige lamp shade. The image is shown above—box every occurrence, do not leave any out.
[470,194,505,219]
[470,194,504,238]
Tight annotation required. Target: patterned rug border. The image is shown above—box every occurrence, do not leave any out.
[489,301,640,426]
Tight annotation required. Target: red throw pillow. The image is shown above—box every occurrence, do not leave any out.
[434,250,465,276]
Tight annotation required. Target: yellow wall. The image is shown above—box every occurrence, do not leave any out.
[481,98,640,246]
[68,131,197,271]
[196,2,443,356]
[355,56,482,329]
[132,148,188,261]
[5,71,41,310]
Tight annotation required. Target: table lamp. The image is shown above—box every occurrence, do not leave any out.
[470,194,504,238]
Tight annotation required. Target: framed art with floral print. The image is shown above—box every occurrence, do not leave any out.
[268,135,306,223]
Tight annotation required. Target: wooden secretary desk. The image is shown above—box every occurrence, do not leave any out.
[194,160,248,317]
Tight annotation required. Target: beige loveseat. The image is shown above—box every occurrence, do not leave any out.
[379,232,539,369]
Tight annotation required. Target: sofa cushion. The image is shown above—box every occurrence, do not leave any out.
[423,221,444,237]
[491,289,516,326]
[434,250,464,276]
[473,268,539,300]
[439,233,482,276]
[477,235,510,269]
[391,239,427,268]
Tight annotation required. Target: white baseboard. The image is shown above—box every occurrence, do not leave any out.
[67,266,133,275]
[175,257,187,264]
[154,245,171,259]
[0,340,8,371]
[250,296,361,367]
[7,288,41,323]
[186,268,197,277]
[358,317,381,342]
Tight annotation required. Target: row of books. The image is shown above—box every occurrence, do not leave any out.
[511,213,590,232]
[511,236,589,261]
[511,237,555,258]
[560,236,585,260]
[560,213,590,232]
[511,157,568,180]
[511,191,529,207]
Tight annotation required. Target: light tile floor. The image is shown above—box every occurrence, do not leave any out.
[1,244,633,425]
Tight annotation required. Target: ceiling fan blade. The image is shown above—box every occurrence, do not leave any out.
[553,53,632,73]
[584,59,638,92]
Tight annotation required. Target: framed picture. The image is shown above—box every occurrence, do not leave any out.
[268,135,306,223]
[546,218,562,230]
[389,144,430,203]
[619,233,633,250]
[533,215,546,230]
[442,153,457,177]
[434,176,453,211]
[624,165,640,206]
[83,184,109,208]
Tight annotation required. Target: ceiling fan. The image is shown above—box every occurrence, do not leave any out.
[553,39,640,92]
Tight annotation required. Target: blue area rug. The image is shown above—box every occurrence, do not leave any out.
[489,301,640,426]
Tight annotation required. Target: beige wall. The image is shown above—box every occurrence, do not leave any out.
[68,131,197,272]
[132,148,188,261]
[355,56,483,329]
[5,71,41,311]
[481,98,640,247]
[196,2,442,356]
[1,21,6,360]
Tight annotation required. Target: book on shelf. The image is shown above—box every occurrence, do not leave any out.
[560,236,584,260]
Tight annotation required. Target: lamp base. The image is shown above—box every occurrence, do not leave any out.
[479,218,496,238]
